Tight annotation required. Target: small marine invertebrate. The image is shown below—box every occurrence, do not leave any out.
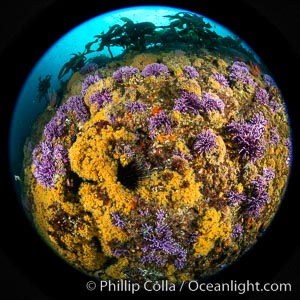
[142,63,169,77]
[200,92,225,114]
[173,91,201,115]
[227,112,267,162]
[46,90,58,110]
[148,110,172,138]
[182,66,199,79]
[194,129,217,155]
[112,66,140,82]
[125,101,147,113]
[229,61,256,86]
[89,89,112,109]
[80,63,99,75]
[213,72,229,87]
[81,72,102,96]
[255,87,269,105]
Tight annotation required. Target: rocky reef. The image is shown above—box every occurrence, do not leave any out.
[20,10,292,285]
[22,45,291,284]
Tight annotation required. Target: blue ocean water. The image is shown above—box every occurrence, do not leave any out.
[9,5,254,177]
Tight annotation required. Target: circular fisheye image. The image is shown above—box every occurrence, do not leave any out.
[9,5,292,284]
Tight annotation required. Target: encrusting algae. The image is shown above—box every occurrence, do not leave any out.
[22,24,291,283]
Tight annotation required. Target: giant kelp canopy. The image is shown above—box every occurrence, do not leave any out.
[57,12,255,80]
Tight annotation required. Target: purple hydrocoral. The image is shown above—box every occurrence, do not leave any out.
[32,141,69,188]
[112,66,140,83]
[43,114,66,142]
[241,174,270,218]
[263,74,276,87]
[232,224,243,238]
[229,61,256,86]
[114,140,135,158]
[44,95,88,142]
[284,138,292,166]
[64,95,89,124]
[80,63,98,75]
[200,92,225,114]
[142,63,169,77]
[173,91,201,115]
[110,212,127,230]
[227,190,247,206]
[125,101,147,113]
[251,176,268,192]
[140,209,187,270]
[263,167,275,181]
[227,112,267,162]
[194,129,218,155]
[81,72,102,96]
[182,66,199,79]
[255,87,269,105]
[270,127,280,145]
[245,176,269,217]
[148,110,172,138]
[89,89,112,109]
[173,149,193,161]
[213,72,229,87]
[269,100,281,113]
